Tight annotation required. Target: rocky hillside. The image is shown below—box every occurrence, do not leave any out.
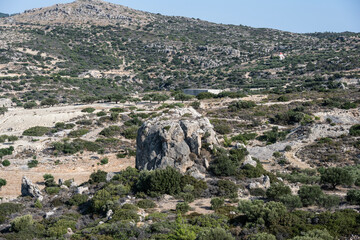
[0,0,359,102]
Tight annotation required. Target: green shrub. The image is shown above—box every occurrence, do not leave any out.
[0,178,7,189]
[228,100,256,111]
[213,122,232,134]
[349,124,360,136]
[47,219,76,238]
[122,126,139,139]
[211,197,225,210]
[0,203,22,224]
[23,101,38,109]
[11,215,33,232]
[34,199,42,209]
[68,128,89,138]
[284,145,292,151]
[68,194,88,206]
[292,229,334,240]
[278,195,302,210]
[111,208,140,222]
[41,98,58,106]
[176,202,190,214]
[23,126,50,136]
[90,170,107,183]
[136,199,157,209]
[91,189,112,213]
[110,107,125,113]
[231,133,257,144]
[191,101,200,109]
[76,119,92,125]
[2,159,10,166]
[277,95,289,102]
[81,107,95,113]
[266,182,291,201]
[197,92,216,100]
[45,187,61,195]
[197,227,235,240]
[99,125,121,137]
[298,185,323,206]
[96,111,107,117]
[250,232,276,240]
[317,194,341,209]
[217,180,238,197]
[137,167,182,196]
[346,190,360,205]
[27,160,39,168]
[249,188,266,197]
[179,192,195,203]
[100,157,109,165]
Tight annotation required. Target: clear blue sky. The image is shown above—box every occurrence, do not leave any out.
[0,0,359,33]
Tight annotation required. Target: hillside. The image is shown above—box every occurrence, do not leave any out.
[0,0,358,104]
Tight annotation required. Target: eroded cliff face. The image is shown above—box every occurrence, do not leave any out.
[136,107,218,173]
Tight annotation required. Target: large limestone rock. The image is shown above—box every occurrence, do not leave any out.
[21,176,43,200]
[136,107,218,173]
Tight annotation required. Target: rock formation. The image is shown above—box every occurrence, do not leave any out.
[136,107,218,173]
[21,176,43,200]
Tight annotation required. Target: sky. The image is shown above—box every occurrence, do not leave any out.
[0,0,359,33]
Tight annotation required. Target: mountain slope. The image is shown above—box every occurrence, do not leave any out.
[0,0,359,102]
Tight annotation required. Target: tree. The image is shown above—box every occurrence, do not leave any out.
[152,93,169,103]
[175,93,194,102]
[320,167,354,189]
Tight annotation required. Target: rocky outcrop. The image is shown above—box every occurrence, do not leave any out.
[136,107,218,173]
[21,176,43,200]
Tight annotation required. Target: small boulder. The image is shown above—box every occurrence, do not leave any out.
[242,155,257,167]
[21,176,43,200]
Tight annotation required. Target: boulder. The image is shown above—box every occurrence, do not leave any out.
[248,175,271,190]
[76,186,89,194]
[21,176,43,200]
[242,155,257,167]
[136,107,218,173]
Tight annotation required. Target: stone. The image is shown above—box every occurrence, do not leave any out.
[106,172,115,182]
[76,186,89,194]
[235,142,246,149]
[248,175,271,189]
[106,209,113,220]
[204,158,210,169]
[263,175,271,189]
[136,107,218,173]
[187,167,205,179]
[58,179,64,185]
[21,176,43,200]
[242,155,257,167]
[45,211,55,219]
